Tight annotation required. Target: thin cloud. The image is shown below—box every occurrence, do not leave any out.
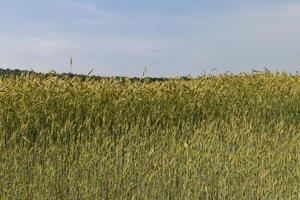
[283,2,300,16]
[56,0,111,17]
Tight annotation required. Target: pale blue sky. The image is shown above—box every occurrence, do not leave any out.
[0,0,300,77]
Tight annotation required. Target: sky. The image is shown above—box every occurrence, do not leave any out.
[0,0,300,77]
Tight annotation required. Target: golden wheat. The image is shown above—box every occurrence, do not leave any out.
[0,72,299,199]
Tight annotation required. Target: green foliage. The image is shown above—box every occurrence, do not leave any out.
[0,72,299,199]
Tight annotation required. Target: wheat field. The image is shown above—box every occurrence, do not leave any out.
[0,72,299,199]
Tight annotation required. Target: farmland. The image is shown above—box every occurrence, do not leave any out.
[0,71,299,199]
